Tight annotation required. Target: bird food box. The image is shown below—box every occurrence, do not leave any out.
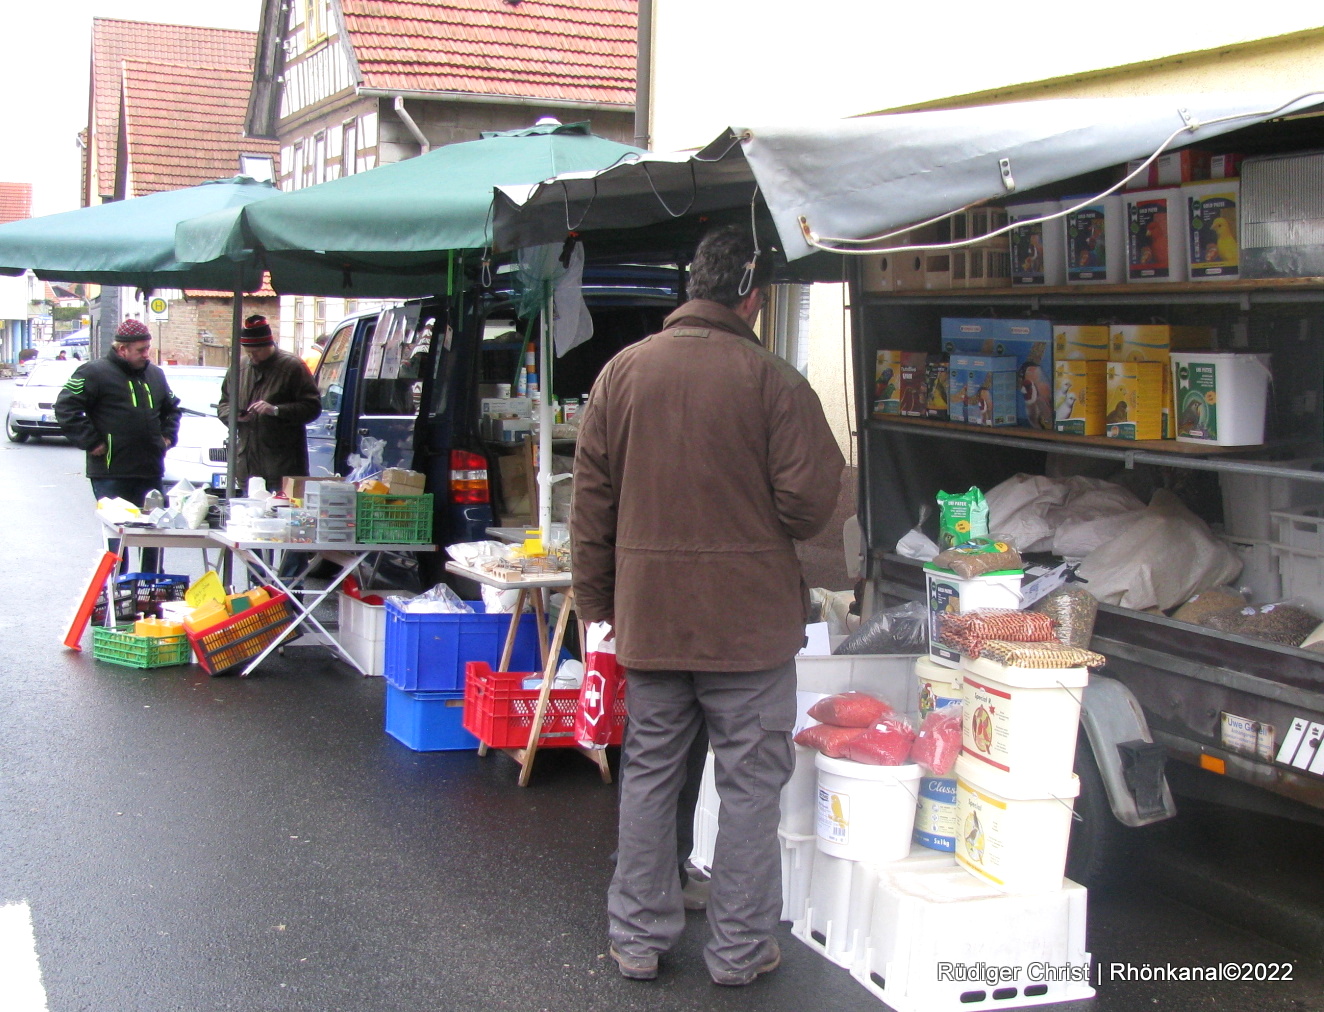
[949,354,1017,427]
[1106,361,1165,440]
[1124,188,1189,282]
[1184,179,1240,280]
[899,352,930,417]
[925,358,950,420]
[872,350,903,417]
[1111,325,1213,438]
[1054,360,1106,436]
[941,318,1054,429]
[1052,324,1109,361]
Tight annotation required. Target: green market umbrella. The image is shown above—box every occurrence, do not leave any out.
[175,122,645,297]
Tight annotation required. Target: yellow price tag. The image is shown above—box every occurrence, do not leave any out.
[185,571,227,610]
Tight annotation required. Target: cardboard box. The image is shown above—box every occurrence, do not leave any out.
[941,318,1053,430]
[1110,325,1213,439]
[872,350,902,417]
[1184,179,1240,281]
[899,352,929,417]
[382,467,426,494]
[949,354,1017,427]
[484,418,532,442]
[1209,153,1243,179]
[1123,157,1157,191]
[1106,361,1165,440]
[922,252,953,290]
[480,396,532,419]
[282,476,343,502]
[1155,149,1210,187]
[1054,360,1106,436]
[1124,188,1189,282]
[1053,325,1110,361]
[925,359,949,420]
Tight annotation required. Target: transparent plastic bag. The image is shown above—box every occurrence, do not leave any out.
[834,600,928,655]
[910,703,962,776]
[807,691,893,728]
[840,714,916,766]
[394,582,474,614]
[1030,587,1099,649]
[932,536,1023,579]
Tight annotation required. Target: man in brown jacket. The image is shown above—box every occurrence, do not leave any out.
[217,315,322,493]
[572,225,844,985]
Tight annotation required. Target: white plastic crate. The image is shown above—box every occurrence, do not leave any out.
[852,864,1094,1012]
[795,653,920,717]
[1271,505,1324,554]
[337,591,414,677]
[1271,544,1324,615]
[779,830,816,924]
[1220,459,1324,540]
[792,846,955,972]
[1218,535,1282,604]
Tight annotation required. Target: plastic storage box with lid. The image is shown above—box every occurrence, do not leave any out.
[852,860,1094,1012]
[1184,178,1240,280]
[383,601,541,692]
[384,686,478,751]
[1005,200,1064,286]
[959,654,1087,780]
[1123,188,1188,282]
[925,566,1024,669]
[1063,193,1125,284]
[1170,351,1272,446]
[954,754,1081,894]
[815,753,922,863]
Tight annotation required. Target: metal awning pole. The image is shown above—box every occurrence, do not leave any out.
[227,269,242,498]
[538,281,554,544]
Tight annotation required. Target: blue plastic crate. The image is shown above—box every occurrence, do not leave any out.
[383,603,541,692]
[384,686,479,752]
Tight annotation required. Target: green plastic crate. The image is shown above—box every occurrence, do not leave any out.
[92,625,192,669]
[356,492,433,544]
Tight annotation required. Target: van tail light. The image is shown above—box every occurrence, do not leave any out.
[449,449,490,504]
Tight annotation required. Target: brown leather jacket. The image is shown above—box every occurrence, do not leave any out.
[217,347,322,488]
[571,300,844,671]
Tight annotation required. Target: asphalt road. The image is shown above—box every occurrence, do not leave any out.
[1,377,1323,1012]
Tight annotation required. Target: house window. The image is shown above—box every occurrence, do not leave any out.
[240,154,275,182]
[305,0,328,43]
[342,121,357,176]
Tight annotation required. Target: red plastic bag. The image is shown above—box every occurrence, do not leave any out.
[793,723,867,758]
[806,691,893,728]
[910,706,962,775]
[840,714,916,765]
[574,622,623,749]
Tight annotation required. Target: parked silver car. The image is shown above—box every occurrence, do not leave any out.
[6,359,80,441]
[162,365,228,487]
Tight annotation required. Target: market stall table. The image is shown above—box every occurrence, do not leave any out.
[444,559,602,786]
[216,534,436,677]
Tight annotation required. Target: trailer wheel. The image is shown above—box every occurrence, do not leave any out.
[1066,737,1127,887]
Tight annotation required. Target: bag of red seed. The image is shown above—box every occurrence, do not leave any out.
[806,691,893,728]
[909,704,962,776]
[840,714,916,765]
[793,722,867,758]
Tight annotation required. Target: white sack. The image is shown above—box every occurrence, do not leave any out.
[986,473,1145,556]
[1075,489,1242,611]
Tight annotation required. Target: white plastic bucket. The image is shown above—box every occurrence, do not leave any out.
[1005,200,1065,286]
[1170,351,1272,446]
[912,776,958,852]
[960,655,1087,782]
[915,655,961,719]
[815,753,921,863]
[954,755,1080,893]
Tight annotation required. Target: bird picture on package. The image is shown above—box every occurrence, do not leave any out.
[1065,204,1109,281]
[1127,196,1174,279]
[1188,190,1239,278]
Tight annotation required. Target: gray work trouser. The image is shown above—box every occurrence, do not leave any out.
[608,660,796,977]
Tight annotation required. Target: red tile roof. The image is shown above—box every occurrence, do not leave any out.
[0,182,32,224]
[119,59,278,197]
[89,19,260,202]
[340,0,637,106]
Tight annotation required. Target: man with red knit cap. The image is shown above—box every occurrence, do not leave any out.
[217,315,321,494]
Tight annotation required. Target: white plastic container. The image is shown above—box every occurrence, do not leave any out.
[795,653,919,715]
[853,861,1094,1012]
[1218,535,1281,604]
[1184,178,1240,280]
[338,590,415,677]
[1220,457,1324,540]
[779,830,817,923]
[1006,200,1065,286]
[916,655,962,718]
[1170,351,1272,446]
[815,753,922,862]
[1062,193,1125,284]
[1124,187,1189,282]
[959,655,1087,781]
[954,755,1080,893]
[925,568,1023,669]
[913,776,958,852]
[781,744,818,835]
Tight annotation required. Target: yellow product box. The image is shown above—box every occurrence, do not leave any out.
[872,350,902,417]
[1110,326,1213,437]
[1106,361,1165,440]
[1054,360,1106,435]
[1053,325,1109,361]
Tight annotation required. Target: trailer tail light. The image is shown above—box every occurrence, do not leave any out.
[449,450,490,504]
[1199,753,1226,775]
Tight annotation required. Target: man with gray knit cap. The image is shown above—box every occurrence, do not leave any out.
[572,225,844,985]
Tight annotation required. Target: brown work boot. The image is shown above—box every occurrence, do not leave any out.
[609,943,659,981]
[710,939,781,986]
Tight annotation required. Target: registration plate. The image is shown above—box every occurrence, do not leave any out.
[210,473,226,488]
[40,414,49,423]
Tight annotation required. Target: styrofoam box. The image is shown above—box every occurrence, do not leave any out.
[792,846,955,972]
[337,591,415,677]
[1218,535,1281,604]
[1271,543,1324,615]
[1220,459,1324,540]
[1271,505,1324,554]
[852,863,1094,1012]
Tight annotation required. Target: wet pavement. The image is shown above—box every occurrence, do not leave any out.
[2,379,1323,1011]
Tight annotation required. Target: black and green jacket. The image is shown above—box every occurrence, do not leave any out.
[55,349,181,479]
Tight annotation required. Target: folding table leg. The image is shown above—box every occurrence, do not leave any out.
[496,589,528,673]
[517,587,576,787]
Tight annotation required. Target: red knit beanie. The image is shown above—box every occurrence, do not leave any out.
[240,315,274,347]
[114,318,152,341]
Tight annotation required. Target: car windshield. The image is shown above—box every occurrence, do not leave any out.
[166,372,224,415]
[27,361,79,387]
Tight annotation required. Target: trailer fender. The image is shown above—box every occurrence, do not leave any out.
[1080,675,1178,827]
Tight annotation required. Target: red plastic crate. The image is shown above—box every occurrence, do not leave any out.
[186,587,295,675]
[462,661,625,749]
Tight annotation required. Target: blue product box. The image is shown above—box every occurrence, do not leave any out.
[940,318,1054,430]
[384,686,479,751]
[383,605,542,692]
[949,354,1017,427]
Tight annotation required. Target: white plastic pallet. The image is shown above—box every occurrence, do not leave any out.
[853,863,1095,1012]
